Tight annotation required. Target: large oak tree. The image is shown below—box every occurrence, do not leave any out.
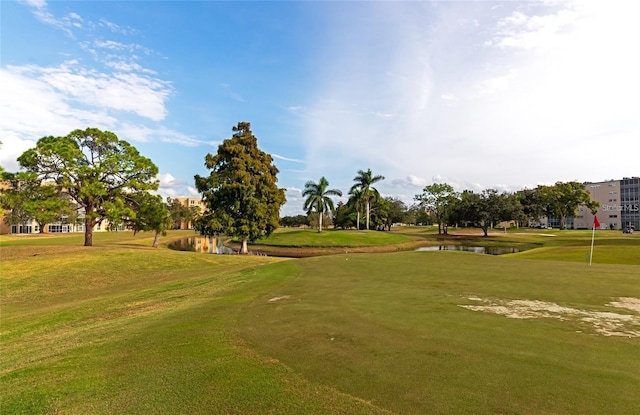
[194,122,286,254]
[17,128,159,246]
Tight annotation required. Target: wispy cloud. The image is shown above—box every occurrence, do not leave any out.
[98,18,137,36]
[7,62,172,121]
[118,123,211,147]
[21,0,82,36]
[298,0,639,195]
[273,154,304,163]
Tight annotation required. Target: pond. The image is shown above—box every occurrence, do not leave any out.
[168,237,236,254]
[415,245,520,255]
[169,238,520,257]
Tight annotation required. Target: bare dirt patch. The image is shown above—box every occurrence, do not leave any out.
[460,297,640,337]
[268,295,292,302]
[607,297,640,313]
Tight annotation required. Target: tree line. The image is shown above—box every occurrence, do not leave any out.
[285,179,598,237]
[1,122,599,252]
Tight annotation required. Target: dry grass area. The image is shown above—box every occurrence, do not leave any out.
[460,296,640,337]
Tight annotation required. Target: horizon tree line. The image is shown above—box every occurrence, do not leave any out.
[292,175,599,236]
[1,123,601,252]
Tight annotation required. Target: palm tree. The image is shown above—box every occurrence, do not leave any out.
[302,177,343,233]
[350,169,385,230]
[347,188,365,230]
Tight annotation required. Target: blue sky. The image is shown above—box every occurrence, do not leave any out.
[2,0,639,216]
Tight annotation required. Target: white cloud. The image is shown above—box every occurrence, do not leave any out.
[297,1,639,193]
[391,175,427,189]
[281,187,305,216]
[0,66,118,170]
[7,62,172,121]
[474,69,517,96]
[98,18,137,36]
[156,173,191,198]
[272,154,304,163]
[21,0,83,36]
[118,123,209,147]
[285,187,302,198]
[0,134,36,173]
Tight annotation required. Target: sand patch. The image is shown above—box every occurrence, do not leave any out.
[268,295,291,302]
[461,297,640,337]
[607,297,640,313]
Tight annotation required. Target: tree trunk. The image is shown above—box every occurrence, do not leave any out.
[240,237,249,254]
[152,231,160,248]
[84,204,96,246]
[84,218,95,246]
[366,200,370,230]
[356,210,360,230]
[318,211,323,233]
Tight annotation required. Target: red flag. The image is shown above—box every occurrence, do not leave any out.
[594,216,600,229]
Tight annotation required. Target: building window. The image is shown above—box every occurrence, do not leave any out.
[609,215,618,218]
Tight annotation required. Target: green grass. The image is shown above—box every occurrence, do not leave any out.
[1,236,389,414]
[1,230,639,414]
[254,228,416,247]
[402,227,640,265]
[239,252,640,414]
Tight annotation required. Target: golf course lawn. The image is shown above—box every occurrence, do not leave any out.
[1,230,639,414]
[253,228,417,247]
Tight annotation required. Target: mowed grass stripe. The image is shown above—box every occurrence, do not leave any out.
[238,251,640,415]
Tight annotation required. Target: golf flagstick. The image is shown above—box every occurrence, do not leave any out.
[589,216,600,266]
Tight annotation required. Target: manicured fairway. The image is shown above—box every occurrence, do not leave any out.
[239,252,640,414]
[1,231,639,414]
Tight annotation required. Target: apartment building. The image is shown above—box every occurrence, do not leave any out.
[578,177,639,230]
[172,197,205,230]
[0,191,203,235]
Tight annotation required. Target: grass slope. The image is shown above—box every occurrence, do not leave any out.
[0,237,391,414]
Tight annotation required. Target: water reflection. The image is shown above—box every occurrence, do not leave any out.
[168,237,236,254]
[415,245,519,255]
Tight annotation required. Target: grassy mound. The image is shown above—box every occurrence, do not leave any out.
[254,228,416,247]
